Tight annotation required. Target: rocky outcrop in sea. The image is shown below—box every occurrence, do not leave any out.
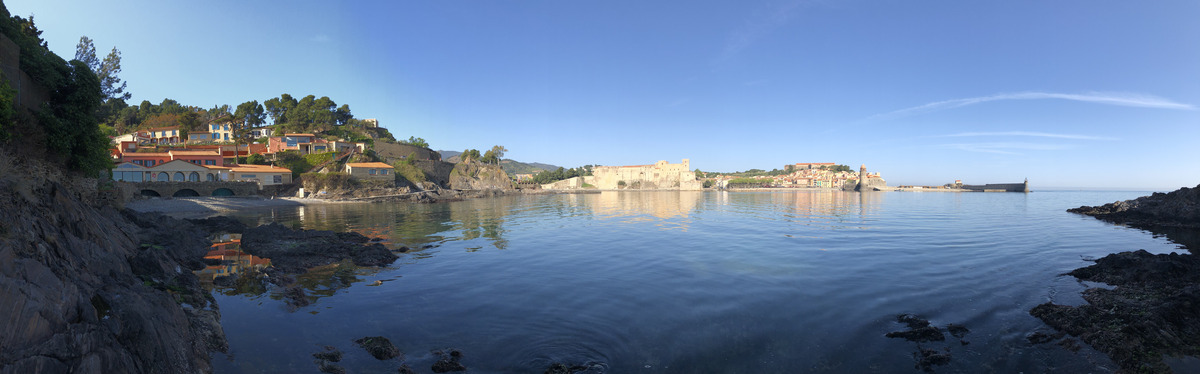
[1067,184,1200,229]
[448,160,515,191]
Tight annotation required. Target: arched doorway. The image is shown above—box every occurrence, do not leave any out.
[189,172,200,182]
[157,173,169,182]
[173,172,185,182]
[212,188,235,197]
[206,173,215,181]
[172,189,200,197]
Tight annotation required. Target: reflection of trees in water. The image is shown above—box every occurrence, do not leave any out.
[447,197,514,250]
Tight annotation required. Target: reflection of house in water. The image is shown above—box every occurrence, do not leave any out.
[193,234,271,283]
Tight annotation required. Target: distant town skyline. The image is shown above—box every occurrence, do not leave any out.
[9,0,1198,190]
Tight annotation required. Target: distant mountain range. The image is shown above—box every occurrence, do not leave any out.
[437,150,561,175]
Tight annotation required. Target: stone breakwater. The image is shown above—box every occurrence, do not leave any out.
[1029,184,1200,373]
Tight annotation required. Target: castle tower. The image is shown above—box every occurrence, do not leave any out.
[856,164,867,191]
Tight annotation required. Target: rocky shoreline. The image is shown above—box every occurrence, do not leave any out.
[1031,184,1200,373]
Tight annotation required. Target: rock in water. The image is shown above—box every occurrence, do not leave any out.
[355,336,401,360]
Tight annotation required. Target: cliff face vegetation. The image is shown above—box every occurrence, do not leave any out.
[449,160,514,191]
[0,153,225,373]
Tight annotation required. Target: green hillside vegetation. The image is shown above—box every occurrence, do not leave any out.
[0,10,110,175]
[531,166,592,184]
[500,159,563,175]
[391,156,427,186]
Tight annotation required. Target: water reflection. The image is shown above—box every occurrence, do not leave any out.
[194,234,272,296]
[193,232,385,308]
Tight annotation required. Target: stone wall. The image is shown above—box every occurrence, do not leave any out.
[0,33,52,110]
[116,181,261,200]
[962,182,1029,192]
[372,142,440,163]
[414,160,456,187]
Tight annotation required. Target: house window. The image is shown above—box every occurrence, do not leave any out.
[174,172,185,182]
[381,169,389,175]
[273,175,282,184]
[157,173,169,182]
[242,174,256,179]
[189,172,200,182]
[205,160,216,165]
[207,173,215,181]
[369,169,377,175]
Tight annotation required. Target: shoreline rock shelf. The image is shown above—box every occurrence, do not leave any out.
[1032,184,1200,373]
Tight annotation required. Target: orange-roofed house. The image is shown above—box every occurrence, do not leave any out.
[344,162,394,181]
[228,164,293,185]
[120,152,172,168]
[168,150,223,166]
[268,133,331,155]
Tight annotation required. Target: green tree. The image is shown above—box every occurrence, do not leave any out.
[38,60,110,174]
[402,136,429,148]
[490,145,507,160]
[178,110,201,137]
[460,149,481,163]
[74,36,130,102]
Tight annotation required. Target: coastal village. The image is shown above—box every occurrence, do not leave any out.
[105,121,1025,204]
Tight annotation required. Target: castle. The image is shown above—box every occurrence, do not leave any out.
[541,159,703,190]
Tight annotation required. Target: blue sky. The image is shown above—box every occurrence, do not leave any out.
[9,0,1199,189]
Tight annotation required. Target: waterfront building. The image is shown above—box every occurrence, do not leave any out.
[344,162,395,181]
[227,164,293,185]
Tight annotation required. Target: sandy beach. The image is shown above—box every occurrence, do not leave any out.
[124,196,351,217]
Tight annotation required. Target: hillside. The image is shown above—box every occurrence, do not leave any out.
[437,150,560,175]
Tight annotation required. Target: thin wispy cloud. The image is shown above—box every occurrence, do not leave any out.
[941,131,1116,141]
[716,0,809,65]
[869,92,1195,121]
[941,142,1073,155]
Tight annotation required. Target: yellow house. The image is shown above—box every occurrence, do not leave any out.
[207,122,234,143]
[345,162,394,180]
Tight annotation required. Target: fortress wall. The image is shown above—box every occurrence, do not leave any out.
[588,159,701,190]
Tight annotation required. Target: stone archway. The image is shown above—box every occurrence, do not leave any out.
[140,190,161,197]
[172,189,200,197]
[212,188,235,197]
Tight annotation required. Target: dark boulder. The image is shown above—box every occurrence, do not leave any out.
[355,336,401,360]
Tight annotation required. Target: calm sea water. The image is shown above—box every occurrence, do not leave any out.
[208,190,1190,373]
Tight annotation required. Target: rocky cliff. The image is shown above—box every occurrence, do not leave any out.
[0,154,225,373]
[448,161,515,191]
